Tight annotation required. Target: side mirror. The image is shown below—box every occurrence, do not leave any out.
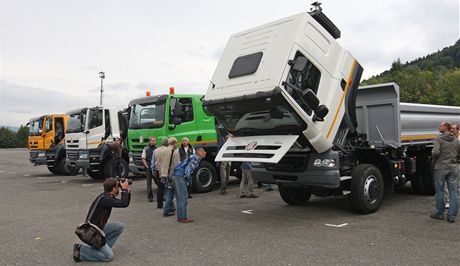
[290,56,308,72]
[313,105,329,122]
[301,89,320,110]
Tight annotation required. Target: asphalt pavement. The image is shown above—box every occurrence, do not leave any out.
[0,149,459,265]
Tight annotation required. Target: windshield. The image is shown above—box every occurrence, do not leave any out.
[129,101,166,129]
[66,112,86,133]
[204,93,306,136]
[28,118,44,136]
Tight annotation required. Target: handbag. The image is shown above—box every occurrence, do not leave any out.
[75,195,107,249]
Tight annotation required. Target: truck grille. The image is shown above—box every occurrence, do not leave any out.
[132,153,144,167]
[67,150,79,161]
[265,154,308,172]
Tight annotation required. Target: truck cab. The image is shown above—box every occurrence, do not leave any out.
[127,93,232,192]
[65,106,128,179]
[27,114,76,175]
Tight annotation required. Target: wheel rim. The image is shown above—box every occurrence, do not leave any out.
[364,175,379,204]
[196,168,212,188]
[118,164,126,177]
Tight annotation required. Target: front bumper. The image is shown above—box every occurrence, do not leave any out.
[252,150,341,189]
[128,152,146,175]
[29,150,47,165]
[66,149,90,169]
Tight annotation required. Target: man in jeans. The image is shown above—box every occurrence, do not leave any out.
[431,121,460,223]
[156,137,179,217]
[142,136,157,202]
[173,147,207,223]
[73,178,131,262]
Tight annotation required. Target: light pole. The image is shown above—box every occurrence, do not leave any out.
[99,71,105,106]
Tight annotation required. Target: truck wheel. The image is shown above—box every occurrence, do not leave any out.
[47,164,58,174]
[278,185,311,205]
[103,159,129,179]
[350,164,384,214]
[57,157,79,176]
[192,160,217,193]
[88,168,104,179]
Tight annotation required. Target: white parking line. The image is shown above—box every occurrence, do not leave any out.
[241,210,253,214]
[325,223,348,228]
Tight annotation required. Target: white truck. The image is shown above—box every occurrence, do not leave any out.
[65,106,129,179]
[202,4,460,213]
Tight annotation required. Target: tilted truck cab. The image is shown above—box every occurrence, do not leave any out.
[65,106,129,180]
[203,5,460,213]
[27,114,77,175]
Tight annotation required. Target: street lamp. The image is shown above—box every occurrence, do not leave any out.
[99,71,105,106]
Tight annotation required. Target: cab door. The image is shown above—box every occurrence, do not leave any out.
[44,116,54,149]
[168,97,198,144]
[86,107,105,149]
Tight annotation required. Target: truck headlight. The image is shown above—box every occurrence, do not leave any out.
[38,152,45,157]
[313,159,336,167]
[129,153,134,163]
[79,153,88,159]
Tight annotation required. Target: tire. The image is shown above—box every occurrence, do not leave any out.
[350,164,384,214]
[57,157,79,176]
[192,160,217,193]
[47,164,58,174]
[278,185,311,205]
[103,159,129,179]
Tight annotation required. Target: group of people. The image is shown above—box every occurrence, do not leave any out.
[141,136,206,223]
[431,122,460,223]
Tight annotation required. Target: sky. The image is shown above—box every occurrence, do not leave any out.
[0,0,458,127]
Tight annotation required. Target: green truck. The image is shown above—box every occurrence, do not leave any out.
[127,93,238,192]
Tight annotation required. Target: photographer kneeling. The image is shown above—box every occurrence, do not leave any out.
[73,177,131,262]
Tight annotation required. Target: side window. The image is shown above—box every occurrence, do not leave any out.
[178,98,194,123]
[45,116,53,132]
[88,108,103,129]
[170,97,194,123]
[286,51,321,115]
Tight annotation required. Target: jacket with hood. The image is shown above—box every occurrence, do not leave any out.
[432,133,460,170]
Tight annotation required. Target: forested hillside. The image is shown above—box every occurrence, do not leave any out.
[361,40,460,106]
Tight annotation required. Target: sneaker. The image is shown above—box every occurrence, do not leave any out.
[163,212,175,217]
[430,213,444,220]
[73,244,81,262]
[148,198,153,202]
[248,194,258,198]
[447,216,456,223]
[178,218,194,223]
[221,190,227,196]
[239,194,246,198]
[265,186,274,192]
[188,194,193,199]
[157,205,163,209]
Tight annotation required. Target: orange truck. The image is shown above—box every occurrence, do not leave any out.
[27,114,78,175]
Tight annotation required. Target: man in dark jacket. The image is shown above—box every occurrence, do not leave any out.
[142,136,157,202]
[107,137,123,178]
[431,121,460,223]
[73,177,131,262]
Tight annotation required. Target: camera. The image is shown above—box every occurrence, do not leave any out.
[117,177,133,187]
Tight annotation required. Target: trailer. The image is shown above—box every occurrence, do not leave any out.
[202,4,460,213]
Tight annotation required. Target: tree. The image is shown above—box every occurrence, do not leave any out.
[0,127,17,148]
[16,125,29,148]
